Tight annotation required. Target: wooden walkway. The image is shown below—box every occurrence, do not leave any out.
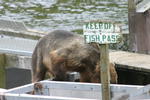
[110,51,150,73]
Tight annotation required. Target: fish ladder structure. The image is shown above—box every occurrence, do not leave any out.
[0,19,149,99]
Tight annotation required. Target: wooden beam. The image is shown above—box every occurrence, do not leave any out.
[128,0,137,53]
[0,54,6,88]
[128,0,150,54]
[100,44,110,100]
[130,84,150,99]
[1,93,95,100]
[145,10,150,54]
[136,0,150,12]
[5,80,149,100]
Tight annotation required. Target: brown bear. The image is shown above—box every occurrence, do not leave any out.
[91,62,118,83]
[31,30,117,83]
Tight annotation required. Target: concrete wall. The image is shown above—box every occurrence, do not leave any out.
[0,53,31,89]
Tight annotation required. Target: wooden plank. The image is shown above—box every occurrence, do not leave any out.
[145,10,150,54]
[6,83,34,93]
[136,0,150,12]
[134,13,148,54]
[0,54,6,88]
[128,0,138,53]
[129,84,150,99]
[110,51,150,72]
[112,84,150,100]
[0,88,7,92]
[4,80,150,100]
[6,81,144,100]
[1,93,95,100]
[0,48,32,56]
[128,0,150,54]
[7,80,143,94]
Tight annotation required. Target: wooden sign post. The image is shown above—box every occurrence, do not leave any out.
[100,44,110,100]
[83,21,121,100]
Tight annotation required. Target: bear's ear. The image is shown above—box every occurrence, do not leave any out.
[49,49,68,64]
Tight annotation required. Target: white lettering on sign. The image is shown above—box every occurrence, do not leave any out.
[83,22,121,33]
[83,21,122,44]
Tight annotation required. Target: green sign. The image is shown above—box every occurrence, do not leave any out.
[83,21,122,44]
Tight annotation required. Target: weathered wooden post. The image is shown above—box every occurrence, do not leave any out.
[100,44,110,100]
[83,21,121,100]
[0,54,6,88]
[128,0,150,54]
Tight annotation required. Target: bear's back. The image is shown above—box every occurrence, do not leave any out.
[35,30,83,53]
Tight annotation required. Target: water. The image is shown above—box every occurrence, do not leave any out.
[0,0,128,32]
[0,0,129,50]
[0,0,129,88]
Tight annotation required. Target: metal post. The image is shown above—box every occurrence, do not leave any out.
[100,44,110,100]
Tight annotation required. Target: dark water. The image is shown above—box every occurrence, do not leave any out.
[0,0,129,50]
